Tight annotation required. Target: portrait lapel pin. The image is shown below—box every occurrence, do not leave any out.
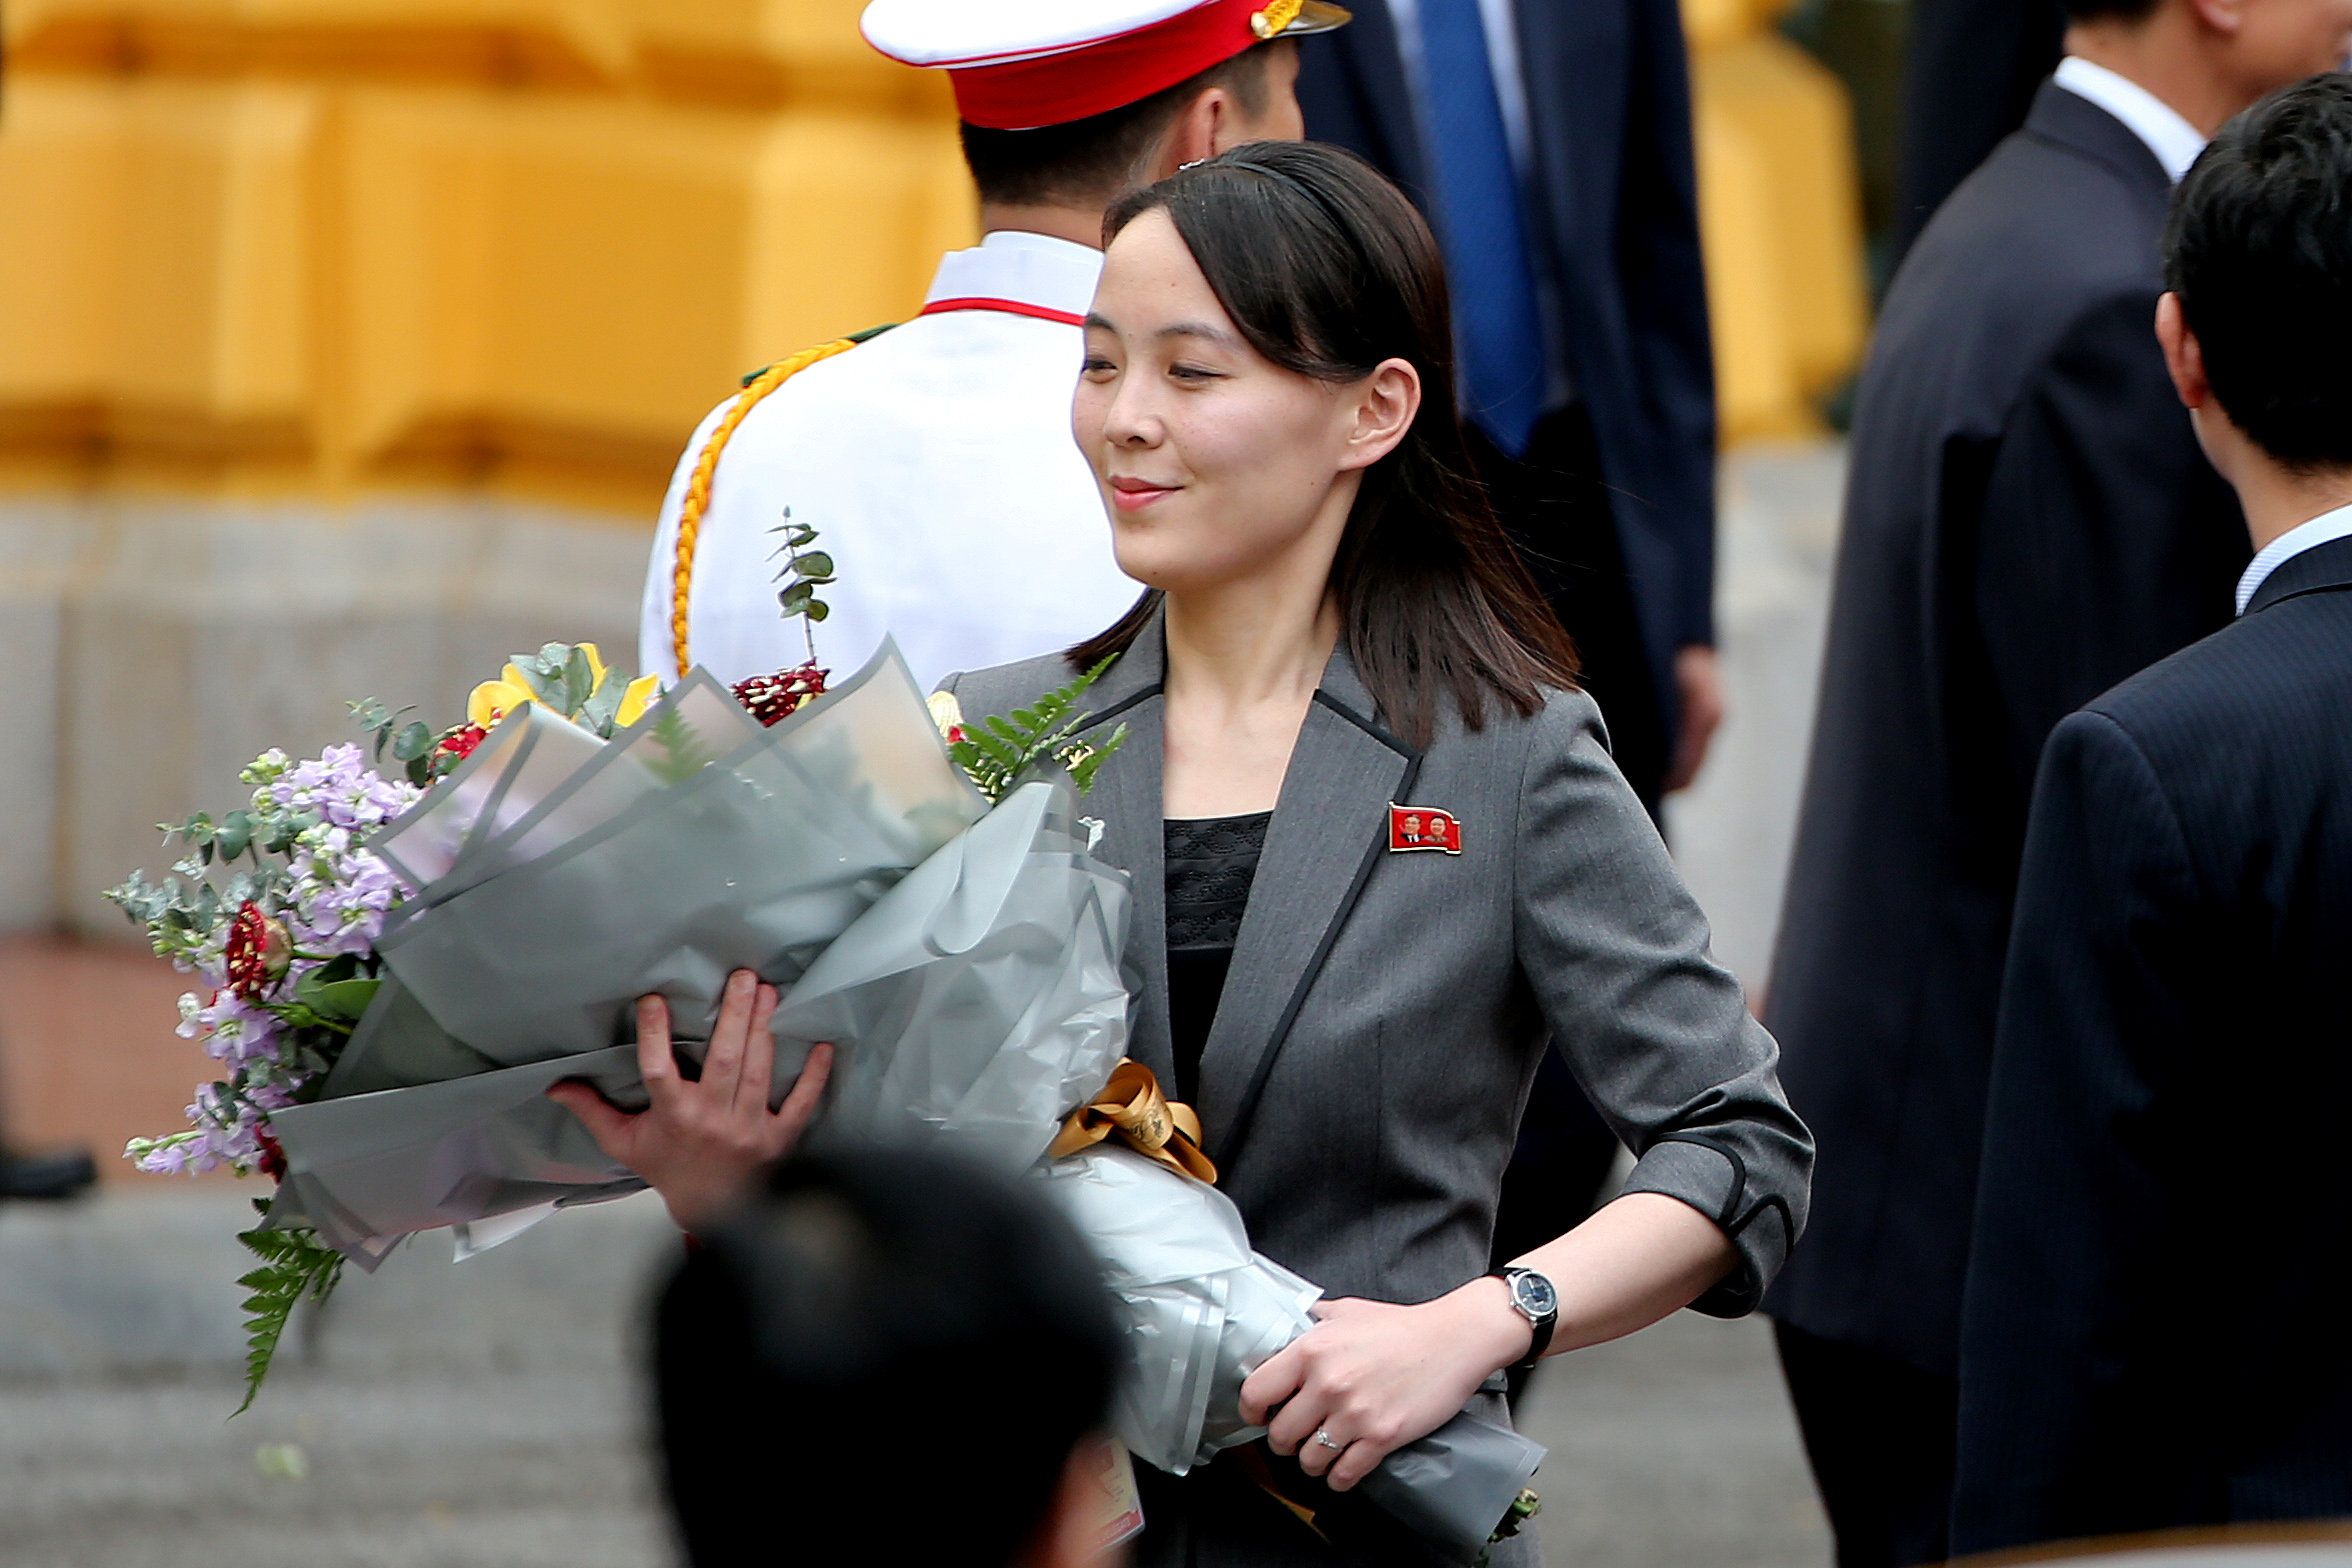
[1387,803,1462,855]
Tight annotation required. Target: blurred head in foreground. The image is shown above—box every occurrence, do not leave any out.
[655,1147,1125,1568]
[2160,72,2352,490]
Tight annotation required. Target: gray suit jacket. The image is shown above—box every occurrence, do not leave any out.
[944,612,1811,1566]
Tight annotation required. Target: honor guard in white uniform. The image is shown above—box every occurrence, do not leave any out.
[639,0,1347,691]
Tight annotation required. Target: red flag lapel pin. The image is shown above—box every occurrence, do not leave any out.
[1387,803,1462,855]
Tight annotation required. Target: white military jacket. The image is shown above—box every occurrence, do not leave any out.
[636,231,1141,691]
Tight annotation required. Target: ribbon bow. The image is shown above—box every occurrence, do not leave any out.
[1048,1060,1218,1185]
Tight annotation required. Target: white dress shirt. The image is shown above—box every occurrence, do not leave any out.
[2053,56,2208,183]
[638,231,1140,693]
[2237,502,2352,614]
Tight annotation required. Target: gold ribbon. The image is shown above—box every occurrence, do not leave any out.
[1049,1060,1219,1185]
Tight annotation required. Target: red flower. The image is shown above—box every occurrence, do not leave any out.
[256,1125,287,1182]
[223,902,292,1003]
[434,724,488,764]
[731,664,829,728]
[947,725,967,745]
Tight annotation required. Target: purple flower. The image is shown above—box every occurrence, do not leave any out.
[176,992,281,1067]
[285,847,401,956]
[268,744,420,831]
[133,1137,208,1176]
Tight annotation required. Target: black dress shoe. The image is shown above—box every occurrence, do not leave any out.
[0,1146,99,1199]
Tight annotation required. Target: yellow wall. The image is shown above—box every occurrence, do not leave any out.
[0,0,1865,514]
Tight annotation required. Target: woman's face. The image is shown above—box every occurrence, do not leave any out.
[1073,210,1378,599]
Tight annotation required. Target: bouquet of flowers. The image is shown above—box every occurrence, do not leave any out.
[107,643,671,1407]
[111,522,1541,1561]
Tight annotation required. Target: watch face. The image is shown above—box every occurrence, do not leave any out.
[1511,1270,1558,1319]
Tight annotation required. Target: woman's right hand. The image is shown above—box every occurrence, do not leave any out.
[547,969,834,1232]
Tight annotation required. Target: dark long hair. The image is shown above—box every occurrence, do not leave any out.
[1069,140,1578,750]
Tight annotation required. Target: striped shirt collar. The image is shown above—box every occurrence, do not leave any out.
[2238,502,2352,615]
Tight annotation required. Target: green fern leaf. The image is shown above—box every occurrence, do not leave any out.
[645,706,715,787]
[970,725,1026,772]
[229,1222,344,1417]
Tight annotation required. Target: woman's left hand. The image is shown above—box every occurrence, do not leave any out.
[1238,1282,1532,1491]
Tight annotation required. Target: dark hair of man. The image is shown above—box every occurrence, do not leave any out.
[654,1147,1122,1568]
[959,46,1272,207]
[2164,73,2352,473]
[1072,140,1581,751]
[2062,0,2160,21]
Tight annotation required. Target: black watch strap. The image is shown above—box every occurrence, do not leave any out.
[1491,1267,1558,1368]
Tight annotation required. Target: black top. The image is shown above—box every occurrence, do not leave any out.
[1163,812,1271,1106]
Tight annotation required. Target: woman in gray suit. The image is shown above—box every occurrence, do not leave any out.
[573,141,1810,1566]
[938,142,1812,1565]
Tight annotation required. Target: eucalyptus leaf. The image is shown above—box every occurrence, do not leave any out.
[513,659,566,712]
[794,551,833,578]
[579,672,626,735]
[392,722,434,762]
[561,648,595,715]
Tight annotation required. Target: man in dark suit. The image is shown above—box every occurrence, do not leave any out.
[1763,3,2352,1563]
[1295,0,1720,820]
[1294,0,1723,1303]
[1890,0,2066,265]
[1953,73,2352,1556]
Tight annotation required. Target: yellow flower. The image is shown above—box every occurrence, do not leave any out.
[927,691,965,739]
[615,674,662,729]
[467,664,537,730]
[465,643,613,731]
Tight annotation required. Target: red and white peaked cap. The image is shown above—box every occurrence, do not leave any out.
[861,0,1350,131]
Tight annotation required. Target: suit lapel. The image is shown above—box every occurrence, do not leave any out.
[1195,646,1419,1161]
[1071,615,1173,1086]
[2023,79,2173,206]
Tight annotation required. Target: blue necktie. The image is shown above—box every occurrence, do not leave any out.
[1416,0,1548,455]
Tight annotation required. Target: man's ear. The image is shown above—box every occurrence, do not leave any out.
[2156,291,2212,411]
[1150,89,1228,180]
[1338,358,1423,472]
[2186,0,2246,37]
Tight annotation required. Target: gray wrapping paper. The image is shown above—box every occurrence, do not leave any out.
[1034,1147,1545,1563]
[269,646,994,1259]
[775,783,1132,1174]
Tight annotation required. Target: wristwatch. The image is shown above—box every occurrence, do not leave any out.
[1490,1266,1559,1369]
